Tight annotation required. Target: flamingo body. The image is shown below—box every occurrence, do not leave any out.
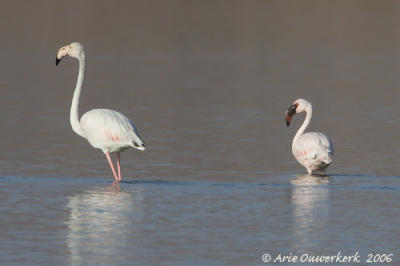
[80,109,145,153]
[285,99,333,175]
[292,132,333,173]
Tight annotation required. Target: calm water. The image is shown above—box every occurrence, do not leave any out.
[0,174,398,266]
[0,1,400,265]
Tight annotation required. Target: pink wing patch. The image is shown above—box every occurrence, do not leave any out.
[296,150,309,157]
[103,130,121,141]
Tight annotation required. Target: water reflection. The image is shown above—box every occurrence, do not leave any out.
[66,184,144,265]
[290,174,331,252]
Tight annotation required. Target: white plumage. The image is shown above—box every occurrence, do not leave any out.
[285,99,333,175]
[80,109,145,153]
[56,42,145,182]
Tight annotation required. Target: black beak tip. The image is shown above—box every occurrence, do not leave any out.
[56,57,61,66]
[286,120,290,127]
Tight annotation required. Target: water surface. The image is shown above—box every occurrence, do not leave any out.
[0,175,398,265]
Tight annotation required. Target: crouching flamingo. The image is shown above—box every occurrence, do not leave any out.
[285,99,333,175]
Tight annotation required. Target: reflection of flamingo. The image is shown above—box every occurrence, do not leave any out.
[56,42,145,181]
[285,99,333,175]
[66,186,144,265]
[290,174,330,252]
[290,173,331,186]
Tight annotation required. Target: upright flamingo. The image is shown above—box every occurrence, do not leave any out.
[285,99,333,175]
[56,42,145,181]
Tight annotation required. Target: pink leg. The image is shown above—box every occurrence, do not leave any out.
[116,152,122,181]
[105,152,119,181]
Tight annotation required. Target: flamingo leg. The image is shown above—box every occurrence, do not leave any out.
[105,152,119,181]
[116,152,122,181]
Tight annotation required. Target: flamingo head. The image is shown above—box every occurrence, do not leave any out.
[285,98,311,126]
[56,42,85,65]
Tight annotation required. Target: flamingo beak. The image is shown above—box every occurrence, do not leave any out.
[56,45,69,66]
[285,104,297,126]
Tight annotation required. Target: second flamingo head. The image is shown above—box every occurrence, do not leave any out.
[285,98,312,126]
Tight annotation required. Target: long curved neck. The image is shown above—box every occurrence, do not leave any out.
[70,54,86,137]
[292,106,312,146]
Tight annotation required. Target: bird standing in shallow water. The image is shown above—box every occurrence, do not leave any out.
[285,99,333,175]
[56,42,145,182]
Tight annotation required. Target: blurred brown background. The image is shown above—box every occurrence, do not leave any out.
[0,0,399,180]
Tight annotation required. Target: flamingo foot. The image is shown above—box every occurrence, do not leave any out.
[117,152,122,181]
[105,152,119,181]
